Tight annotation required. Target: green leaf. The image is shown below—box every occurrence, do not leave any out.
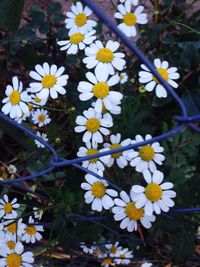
[0,0,24,33]
[181,90,200,115]
[180,43,200,69]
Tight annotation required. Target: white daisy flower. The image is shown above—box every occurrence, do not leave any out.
[131,170,176,216]
[112,191,156,232]
[120,72,128,84]
[0,195,19,220]
[57,29,96,54]
[114,0,148,37]
[0,231,17,253]
[141,262,153,267]
[75,107,113,145]
[21,216,44,244]
[78,67,122,113]
[65,1,97,34]
[7,165,17,175]
[4,219,26,241]
[83,40,126,75]
[114,247,133,265]
[33,207,43,221]
[129,134,165,173]
[92,101,122,115]
[105,242,122,257]
[32,109,51,127]
[28,62,69,99]
[81,172,118,212]
[77,142,110,172]
[0,241,34,267]
[138,58,180,98]
[80,243,95,254]
[1,77,30,119]
[103,134,132,169]
[120,0,139,4]
[34,132,48,149]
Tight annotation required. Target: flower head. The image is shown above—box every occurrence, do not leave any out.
[81,172,118,212]
[139,58,180,98]
[2,77,30,119]
[83,40,126,75]
[28,63,69,99]
[0,195,19,220]
[21,216,44,244]
[131,170,176,216]
[115,0,148,37]
[34,132,48,149]
[78,67,122,113]
[129,134,165,173]
[32,109,51,127]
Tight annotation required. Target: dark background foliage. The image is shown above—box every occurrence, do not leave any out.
[0,0,200,266]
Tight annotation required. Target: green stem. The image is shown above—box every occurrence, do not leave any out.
[173,21,200,36]
[30,102,67,112]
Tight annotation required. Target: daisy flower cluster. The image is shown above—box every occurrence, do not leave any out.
[0,164,17,181]
[0,194,44,267]
[80,241,134,266]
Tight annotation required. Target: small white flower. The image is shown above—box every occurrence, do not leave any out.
[105,242,122,257]
[129,134,165,173]
[77,142,110,172]
[75,108,113,145]
[81,172,118,212]
[65,1,97,34]
[100,256,115,267]
[33,207,43,220]
[0,241,34,267]
[120,72,128,84]
[57,29,96,54]
[78,67,122,113]
[30,95,48,107]
[131,170,176,216]
[115,0,148,37]
[7,165,17,175]
[141,262,153,267]
[21,216,44,244]
[0,231,17,253]
[103,134,132,169]
[114,247,133,265]
[112,191,156,232]
[0,195,19,220]
[83,40,126,75]
[4,219,26,241]
[80,243,95,254]
[28,62,69,99]
[34,132,48,149]
[1,77,30,119]
[32,109,51,127]
[138,58,180,98]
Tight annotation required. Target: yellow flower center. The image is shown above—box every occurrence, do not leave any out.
[120,254,126,259]
[110,144,122,158]
[28,104,33,111]
[139,146,155,161]
[125,202,144,220]
[145,183,163,201]
[3,203,13,214]
[75,13,87,26]
[7,241,16,250]
[86,148,99,163]
[93,82,109,99]
[120,74,124,80]
[25,225,37,235]
[6,253,22,267]
[7,223,16,233]
[34,97,42,103]
[111,246,117,254]
[91,181,106,198]
[96,48,114,63]
[70,32,84,44]
[153,68,169,83]
[103,258,112,265]
[41,74,57,88]
[86,118,100,132]
[38,114,46,122]
[123,13,136,26]
[9,91,21,105]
